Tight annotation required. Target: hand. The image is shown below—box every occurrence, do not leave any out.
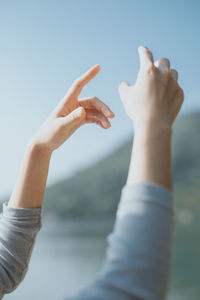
[30,64,115,152]
[118,46,184,133]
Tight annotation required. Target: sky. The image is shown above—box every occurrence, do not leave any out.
[0,0,200,200]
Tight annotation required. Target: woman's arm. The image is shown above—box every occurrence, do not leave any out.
[0,65,115,297]
[0,141,51,297]
[67,138,174,300]
[66,46,184,300]
[127,124,172,190]
[7,143,52,208]
[8,64,114,209]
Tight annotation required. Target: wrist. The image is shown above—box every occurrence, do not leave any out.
[133,121,172,141]
[27,140,53,159]
[129,122,173,192]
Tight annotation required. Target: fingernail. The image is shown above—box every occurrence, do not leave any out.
[109,112,115,118]
[103,120,111,127]
[139,45,149,52]
[110,111,115,117]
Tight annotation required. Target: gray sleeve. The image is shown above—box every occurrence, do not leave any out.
[0,201,42,299]
[67,182,175,300]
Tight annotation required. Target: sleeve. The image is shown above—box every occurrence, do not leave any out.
[0,201,42,299]
[66,182,175,300]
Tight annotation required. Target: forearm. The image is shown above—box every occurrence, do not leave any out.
[8,142,52,208]
[127,124,173,191]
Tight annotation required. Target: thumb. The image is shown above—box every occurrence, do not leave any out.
[62,107,86,127]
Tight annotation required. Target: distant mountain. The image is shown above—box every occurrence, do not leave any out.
[172,111,200,188]
[1,112,200,218]
[43,135,132,218]
[42,111,200,297]
[171,112,200,215]
[40,111,200,218]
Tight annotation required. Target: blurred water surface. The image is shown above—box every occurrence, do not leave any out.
[2,218,198,300]
[3,218,111,300]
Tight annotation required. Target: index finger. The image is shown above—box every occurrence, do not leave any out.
[138,46,154,71]
[67,64,101,98]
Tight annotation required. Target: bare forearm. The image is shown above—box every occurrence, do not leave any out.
[127,124,173,191]
[8,142,52,208]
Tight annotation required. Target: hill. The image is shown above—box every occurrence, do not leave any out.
[41,111,200,219]
[42,111,200,298]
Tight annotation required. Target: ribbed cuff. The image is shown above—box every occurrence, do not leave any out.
[2,201,42,219]
[117,182,174,219]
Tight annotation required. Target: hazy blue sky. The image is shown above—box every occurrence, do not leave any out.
[0,0,200,199]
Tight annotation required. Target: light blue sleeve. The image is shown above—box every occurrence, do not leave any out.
[66,181,175,300]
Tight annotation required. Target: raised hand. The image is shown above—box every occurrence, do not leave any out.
[118,46,184,134]
[30,64,115,152]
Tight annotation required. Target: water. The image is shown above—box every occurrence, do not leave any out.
[3,218,112,300]
[2,218,192,300]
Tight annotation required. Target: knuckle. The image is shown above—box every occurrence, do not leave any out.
[147,64,157,75]
[92,96,99,102]
[92,96,107,110]
[92,112,98,119]
[163,71,170,80]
